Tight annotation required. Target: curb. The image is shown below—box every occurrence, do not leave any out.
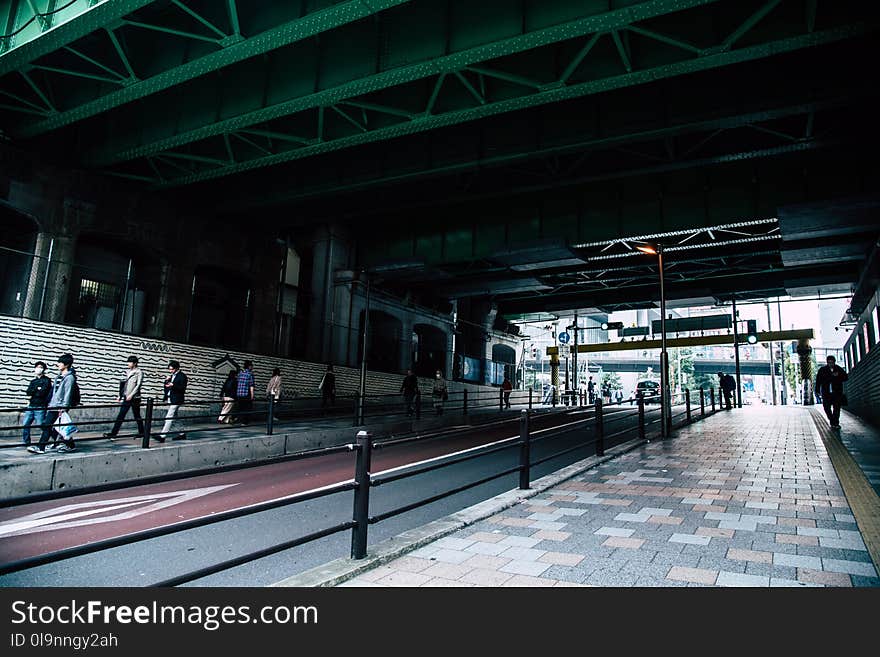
[272,435,652,587]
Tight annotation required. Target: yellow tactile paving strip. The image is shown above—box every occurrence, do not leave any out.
[810,409,880,576]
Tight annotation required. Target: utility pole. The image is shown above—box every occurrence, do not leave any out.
[572,311,579,393]
[766,302,777,405]
[777,298,788,405]
[732,296,742,408]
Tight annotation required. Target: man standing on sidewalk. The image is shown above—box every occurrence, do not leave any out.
[816,355,848,429]
[103,355,145,440]
[22,361,51,447]
[158,360,188,442]
[235,360,255,425]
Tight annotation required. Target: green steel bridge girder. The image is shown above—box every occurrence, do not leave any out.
[130,21,875,189]
[9,0,413,135]
[86,0,734,165]
[0,0,155,74]
[217,96,857,209]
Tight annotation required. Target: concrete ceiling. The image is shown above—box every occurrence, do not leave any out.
[1,0,877,314]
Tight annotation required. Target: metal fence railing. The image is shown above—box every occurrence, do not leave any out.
[0,386,723,585]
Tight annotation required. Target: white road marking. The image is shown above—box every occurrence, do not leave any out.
[0,484,239,538]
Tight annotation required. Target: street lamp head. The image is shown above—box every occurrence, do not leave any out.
[636,244,658,255]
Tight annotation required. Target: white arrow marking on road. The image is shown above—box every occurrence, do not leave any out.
[0,484,239,538]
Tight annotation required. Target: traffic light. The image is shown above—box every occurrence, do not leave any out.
[774,362,782,375]
[601,321,624,331]
[745,319,758,344]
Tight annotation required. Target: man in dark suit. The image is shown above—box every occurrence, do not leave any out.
[158,360,188,442]
[816,355,848,429]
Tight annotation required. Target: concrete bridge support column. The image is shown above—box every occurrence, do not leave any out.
[39,233,76,324]
[22,232,52,320]
[306,226,351,364]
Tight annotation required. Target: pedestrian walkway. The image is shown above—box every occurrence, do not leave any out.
[338,406,880,587]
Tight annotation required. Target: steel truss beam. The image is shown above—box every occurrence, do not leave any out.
[220,96,854,209]
[0,0,154,75]
[122,19,873,189]
[92,0,734,167]
[571,329,813,354]
[7,0,413,136]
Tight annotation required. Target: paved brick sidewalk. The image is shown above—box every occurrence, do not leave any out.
[339,407,880,587]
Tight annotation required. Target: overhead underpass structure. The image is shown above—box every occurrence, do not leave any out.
[1,0,878,407]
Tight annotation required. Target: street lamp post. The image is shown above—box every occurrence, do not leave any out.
[357,272,371,426]
[637,243,671,437]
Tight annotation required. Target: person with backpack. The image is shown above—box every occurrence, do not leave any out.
[30,353,78,454]
[103,355,145,440]
[21,361,52,447]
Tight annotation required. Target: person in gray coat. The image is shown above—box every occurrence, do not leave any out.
[103,355,145,440]
[30,353,78,454]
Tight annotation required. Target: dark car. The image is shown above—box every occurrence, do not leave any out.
[634,380,661,404]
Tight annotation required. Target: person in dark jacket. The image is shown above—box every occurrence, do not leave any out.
[501,376,513,408]
[21,361,52,446]
[816,355,848,429]
[319,364,336,409]
[30,353,77,454]
[717,371,736,409]
[401,369,419,416]
[158,360,188,442]
[218,370,237,423]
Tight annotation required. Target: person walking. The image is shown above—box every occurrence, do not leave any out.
[218,370,237,423]
[717,371,733,409]
[266,367,282,420]
[816,355,848,429]
[501,376,513,408]
[401,369,419,416]
[319,364,336,409]
[235,360,255,425]
[103,355,145,440]
[587,376,595,404]
[30,354,78,454]
[432,370,448,415]
[21,361,52,447]
[158,360,188,442]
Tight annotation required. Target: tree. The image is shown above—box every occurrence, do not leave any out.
[601,371,622,391]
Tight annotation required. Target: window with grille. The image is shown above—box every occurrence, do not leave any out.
[78,278,119,307]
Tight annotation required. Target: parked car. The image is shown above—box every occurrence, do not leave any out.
[633,380,661,404]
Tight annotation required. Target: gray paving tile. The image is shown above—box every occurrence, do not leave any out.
[498,546,546,562]
[499,560,552,577]
[498,535,542,548]
[716,571,770,587]
[669,533,711,546]
[821,559,878,577]
[594,526,635,538]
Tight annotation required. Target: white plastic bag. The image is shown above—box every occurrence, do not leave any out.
[54,411,78,438]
